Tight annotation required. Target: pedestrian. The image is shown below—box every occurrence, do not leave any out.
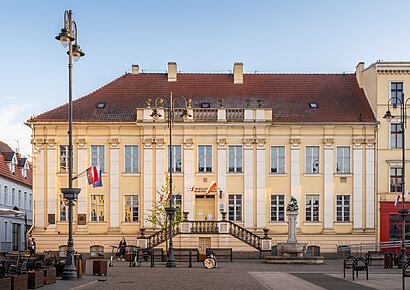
[28,236,36,256]
[118,237,127,261]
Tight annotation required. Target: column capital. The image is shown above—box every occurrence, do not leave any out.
[32,138,45,150]
[46,138,57,148]
[143,138,154,149]
[217,138,227,149]
[353,138,364,148]
[323,138,334,148]
[76,138,87,148]
[183,138,194,149]
[255,138,266,149]
[243,138,254,149]
[155,138,165,149]
[109,138,120,149]
[290,138,300,149]
[365,138,376,149]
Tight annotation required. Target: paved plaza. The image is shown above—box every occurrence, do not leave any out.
[42,258,406,290]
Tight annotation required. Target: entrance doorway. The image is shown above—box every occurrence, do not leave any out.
[12,223,20,251]
[195,195,215,220]
[199,237,211,260]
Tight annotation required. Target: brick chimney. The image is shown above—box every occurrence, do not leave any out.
[131,65,139,74]
[168,62,177,82]
[233,62,243,84]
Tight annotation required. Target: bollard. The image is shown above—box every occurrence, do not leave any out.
[151,250,154,267]
[189,250,192,268]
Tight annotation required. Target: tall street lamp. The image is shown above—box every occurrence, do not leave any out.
[13,206,27,250]
[55,9,85,280]
[384,95,410,268]
[150,93,190,268]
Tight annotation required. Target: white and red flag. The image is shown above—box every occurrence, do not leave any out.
[206,180,217,194]
[394,195,401,207]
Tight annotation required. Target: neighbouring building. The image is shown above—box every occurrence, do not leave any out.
[0,141,33,252]
[27,62,378,256]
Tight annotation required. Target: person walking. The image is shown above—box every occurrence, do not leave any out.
[118,237,127,261]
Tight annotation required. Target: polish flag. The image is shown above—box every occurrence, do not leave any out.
[394,195,400,207]
[206,180,217,194]
[190,185,195,192]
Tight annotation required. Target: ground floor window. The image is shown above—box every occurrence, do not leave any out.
[336,195,350,222]
[91,194,105,222]
[124,195,139,222]
[305,194,319,222]
[228,194,242,222]
[270,194,285,222]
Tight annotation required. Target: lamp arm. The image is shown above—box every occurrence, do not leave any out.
[71,21,79,44]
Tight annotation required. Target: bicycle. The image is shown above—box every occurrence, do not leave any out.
[203,250,217,269]
[109,245,117,267]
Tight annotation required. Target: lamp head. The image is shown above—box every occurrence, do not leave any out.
[55,28,75,48]
[70,44,85,61]
[383,110,394,123]
[150,108,162,120]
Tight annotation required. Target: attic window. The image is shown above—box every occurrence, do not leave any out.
[201,102,211,108]
[96,102,106,109]
[309,102,319,109]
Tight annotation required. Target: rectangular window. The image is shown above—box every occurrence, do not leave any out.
[91,145,105,172]
[228,194,242,222]
[173,194,182,209]
[390,167,403,193]
[270,195,285,222]
[91,194,105,222]
[168,145,182,173]
[336,195,350,222]
[29,193,32,210]
[125,145,139,173]
[228,145,243,173]
[18,190,21,208]
[336,146,350,174]
[4,186,8,205]
[270,146,285,173]
[24,192,27,209]
[305,194,319,222]
[391,82,404,105]
[59,194,68,222]
[198,145,212,172]
[11,188,15,206]
[124,195,139,222]
[391,124,403,149]
[305,146,319,174]
[59,145,68,173]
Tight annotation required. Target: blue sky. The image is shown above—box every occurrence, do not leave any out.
[1,0,410,156]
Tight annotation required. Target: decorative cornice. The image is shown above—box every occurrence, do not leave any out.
[217,138,227,149]
[76,138,87,148]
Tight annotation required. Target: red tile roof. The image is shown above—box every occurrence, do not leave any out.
[0,142,32,187]
[30,72,375,123]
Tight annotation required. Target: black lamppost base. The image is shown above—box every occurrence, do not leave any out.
[165,207,177,268]
[398,209,409,269]
[61,254,77,280]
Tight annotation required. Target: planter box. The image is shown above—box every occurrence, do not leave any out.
[10,274,28,290]
[0,276,12,290]
[92,260,107,276]
[28,271,44,289]
[44,267,56,285]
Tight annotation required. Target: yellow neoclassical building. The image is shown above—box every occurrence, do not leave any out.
[28,62,378,256]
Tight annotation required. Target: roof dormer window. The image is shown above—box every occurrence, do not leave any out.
[8,162,15,174]
[309,102,319,109]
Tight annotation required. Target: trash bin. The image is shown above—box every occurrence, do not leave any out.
[384,252,393,268]
[337,245,351,258]
[271,245,278,256]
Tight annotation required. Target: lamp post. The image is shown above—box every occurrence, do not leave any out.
[13,206,27,250]
[150,93,190,268]
[384,95,410,268]
[55,9,85,280]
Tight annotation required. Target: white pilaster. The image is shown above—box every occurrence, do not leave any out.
[76,138,87,216]
[353,140,363,229]
[46,141,56,224]
[243,138,254,228]
[324,139,334,229]
[365,140,375,229]
[143,138,154,228]
[33,139,45,228]
[109,138,120,228]
[217,138,227,220]
[183,138,194,219]
[155,138,165,202]
[256,139,266,228]
[290,139,301,227]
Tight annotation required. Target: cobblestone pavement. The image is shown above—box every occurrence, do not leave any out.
[43,259,406,290]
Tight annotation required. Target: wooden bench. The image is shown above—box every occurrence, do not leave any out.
[352,257,368,281]
[343,256,355,278]
[365,251,385,266]
[206,248,233,262]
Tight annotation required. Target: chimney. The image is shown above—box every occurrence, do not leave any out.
[131,65,139,74]
[168,62,177,82]
[233,62,243,84]
[355,62,364,88]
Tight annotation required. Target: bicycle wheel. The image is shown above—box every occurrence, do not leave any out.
[203,257,216,269]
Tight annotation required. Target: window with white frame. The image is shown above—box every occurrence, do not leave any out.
[391,82,403,105]
[4,186,8,205]
[11,188,15,206]
[24,192,27,209]
[168,145,182,173]
[124,195,139,222]
[124,145,139,173]
[390,167,403,193]
[198,145,212,172]
[336,195,350,222]
[270,194,285,222]
[59,194,68,221]
[228,194,242,222]
[228,145,243,173]
[91,145,105,172]
[29,193,32,210]
[9,162,15,174]
[391,123,403,149]
[18,190,21,208]
[305,194,319,222]
[305,146,319,174]
[0,183,2,204]
[91,194,105,222]
[59,145,68,173]
[172,193,182,209]
[336,146,350,174]
[270,146,285,173]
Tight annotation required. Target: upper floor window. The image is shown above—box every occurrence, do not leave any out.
[124,145,139,173]
[21,168,27,178]
[270,194,285,222]
[391,82,404,105]
[198,145,212,172]
[8,162,15,174]
[124,194,139,222]
[270,146,285,174]
[24,192,27,210]
[168,145,182,173]
[11,188,15,206]
[4,186,8,205]
[59,145,68,173]
[228,145,243,173]
[391,123,403,149]
[228,194,242,222]
[336,195,350,222]
[305,146,319,174]
[305,194,319,222]
[29,193,32,210]
[59,194,68,222]
[390,167,403,193]
[18,190,21,208]
[336,146,350,174]
[91,145,105,172]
